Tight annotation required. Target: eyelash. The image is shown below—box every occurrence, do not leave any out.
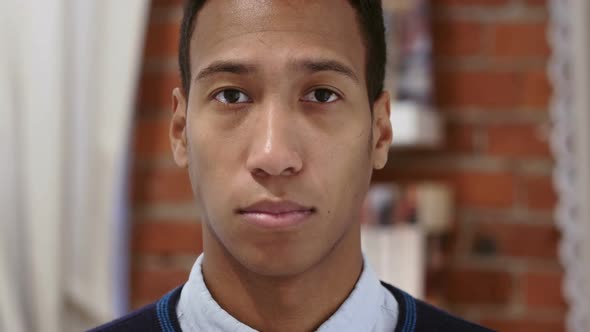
[213,88,252,104]
[212,87,342,105]
[300,88,341,103]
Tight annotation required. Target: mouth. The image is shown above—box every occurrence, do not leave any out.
[236,200,316,229]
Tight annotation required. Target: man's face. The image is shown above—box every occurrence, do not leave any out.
[171,0,391,277]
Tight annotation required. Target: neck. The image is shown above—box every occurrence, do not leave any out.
[201,225,363,332]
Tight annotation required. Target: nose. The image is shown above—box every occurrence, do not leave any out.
[245,102,303,178]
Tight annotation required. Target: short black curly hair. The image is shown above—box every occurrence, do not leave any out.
[178,0,386,105]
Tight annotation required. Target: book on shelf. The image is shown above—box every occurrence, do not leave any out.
[360,182,453,299]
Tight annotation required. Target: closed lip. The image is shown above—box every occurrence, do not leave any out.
[237,199,315,215]
[236,199,316,229]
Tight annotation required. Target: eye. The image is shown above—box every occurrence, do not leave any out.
[214,89,251,104]
[301,88,340,103]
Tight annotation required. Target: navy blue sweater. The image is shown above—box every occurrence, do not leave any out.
[89,282,494,332]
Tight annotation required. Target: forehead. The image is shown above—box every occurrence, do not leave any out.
[190,0,365,79]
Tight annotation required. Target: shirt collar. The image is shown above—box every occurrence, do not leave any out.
[177,253,387,332]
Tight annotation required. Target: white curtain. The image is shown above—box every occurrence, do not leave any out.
[0,1,150,331]
[549,0,590,331]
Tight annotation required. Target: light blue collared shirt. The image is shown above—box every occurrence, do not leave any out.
[176,254,398,331]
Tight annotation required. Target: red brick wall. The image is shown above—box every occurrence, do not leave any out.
[131,1,565,331]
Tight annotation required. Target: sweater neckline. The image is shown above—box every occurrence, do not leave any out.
[155,281,416,332]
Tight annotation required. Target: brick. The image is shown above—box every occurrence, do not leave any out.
[472,222,560,259]
[134,118,173,159]
[523,271,566,310]
[445,267,512,305]
[433,21,483,56]
[480,318,565,332]
[133,222,202,255]
[144,22,180,58]
[446,123,476,153]
[522,69,551,108]
[435,71,521,108]
[453,171,515,208]
[132,267,189,303]
[132,167,194,204]
[523,175,557,210]
[525,0,547,6]
[137,72,181,111]
[372,167,451,185]
[486,124,551,158]
[382,171,515,208]
[131,299,152,310]
[436,69,552,109]
[491,22,550,57]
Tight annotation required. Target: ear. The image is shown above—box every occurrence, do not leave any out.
[371,91,393,170]
[170,87,189,168]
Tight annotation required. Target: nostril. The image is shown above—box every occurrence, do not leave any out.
[281,167,298,176]
[251,166,299,178]
[252,168,270,178]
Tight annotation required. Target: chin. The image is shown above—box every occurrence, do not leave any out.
[233,241,327,278]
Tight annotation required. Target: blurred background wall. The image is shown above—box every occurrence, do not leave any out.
[131,1,563,332]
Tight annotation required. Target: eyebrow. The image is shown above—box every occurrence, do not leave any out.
[290,59,359,83]
[195,61,256,81]
[194,58,359,83]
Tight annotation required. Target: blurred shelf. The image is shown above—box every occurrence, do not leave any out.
[389,101,443,149]
[361,223,425,298]
[382,0,414,12]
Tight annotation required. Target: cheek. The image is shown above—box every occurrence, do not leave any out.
[189,111,243,172]
[186,123,239,215]
[310,128,373,206]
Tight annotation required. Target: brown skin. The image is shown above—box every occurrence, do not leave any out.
[169,0,392,331]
